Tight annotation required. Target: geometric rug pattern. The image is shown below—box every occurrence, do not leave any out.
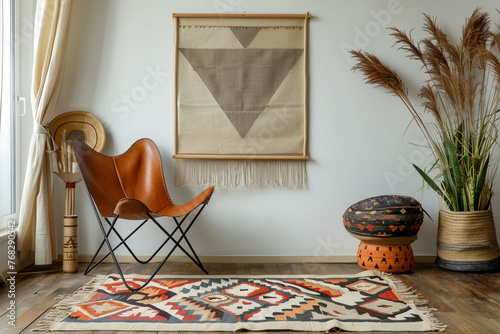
[36,271,445,332]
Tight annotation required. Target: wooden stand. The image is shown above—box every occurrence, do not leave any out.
[62,182,78,273]
[50,112,106,274]
[55,135,82,273]
[63,215,78,273]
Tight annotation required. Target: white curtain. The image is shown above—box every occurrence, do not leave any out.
[18,0,72,265]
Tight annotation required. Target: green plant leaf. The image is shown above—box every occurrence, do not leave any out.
[471,173,477,211]
[475,155,489,210]
[461,187,469,211]
[456,122,463,157]
[440,181,452,210]
[443,135,463,210]
[413,163,444,197]
[443,169,459,211]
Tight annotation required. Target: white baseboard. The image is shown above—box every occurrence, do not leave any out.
[0,255,436,280]
[76,254,437,264]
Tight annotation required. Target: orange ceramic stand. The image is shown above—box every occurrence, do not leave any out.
[357,242,415,273]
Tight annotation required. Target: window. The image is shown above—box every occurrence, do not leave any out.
[0,0,16,223]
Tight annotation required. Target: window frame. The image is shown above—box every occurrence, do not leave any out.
[0,0,19,240]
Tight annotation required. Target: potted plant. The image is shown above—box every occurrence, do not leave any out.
[350,8,500,272]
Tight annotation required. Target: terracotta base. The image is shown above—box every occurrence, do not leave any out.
[357,241,415,273]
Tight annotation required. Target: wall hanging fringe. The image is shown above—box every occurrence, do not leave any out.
[175,159,307,188]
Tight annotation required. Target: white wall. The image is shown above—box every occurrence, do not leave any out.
[16,0,500,261]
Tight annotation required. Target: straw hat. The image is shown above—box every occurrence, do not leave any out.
[49,111,105,152]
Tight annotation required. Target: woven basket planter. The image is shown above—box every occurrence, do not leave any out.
[436,209,500,272]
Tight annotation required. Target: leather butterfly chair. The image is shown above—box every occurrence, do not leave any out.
[73,138,214,291]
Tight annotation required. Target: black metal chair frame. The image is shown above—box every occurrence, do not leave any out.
[82,184,208,292]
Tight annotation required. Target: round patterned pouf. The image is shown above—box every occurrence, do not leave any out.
[343,195,424,273]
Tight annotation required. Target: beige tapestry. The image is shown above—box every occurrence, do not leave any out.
[173,14,309,187]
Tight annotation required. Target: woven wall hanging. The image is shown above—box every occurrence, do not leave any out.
[173,13,310,187]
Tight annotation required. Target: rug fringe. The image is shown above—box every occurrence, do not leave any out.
[378,271,447,332]
[32,275,110,332]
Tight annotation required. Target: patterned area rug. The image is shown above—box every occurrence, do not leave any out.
[36,271,445,332]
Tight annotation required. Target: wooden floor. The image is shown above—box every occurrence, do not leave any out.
[0,262,499,334]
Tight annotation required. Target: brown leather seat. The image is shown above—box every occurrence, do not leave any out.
[73,138,214,291]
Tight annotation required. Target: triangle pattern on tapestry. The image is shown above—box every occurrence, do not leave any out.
[229,27,261,48]
[179,48,303,137]
[224,112,262,138]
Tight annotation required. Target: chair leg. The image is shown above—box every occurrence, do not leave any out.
[172,205,208,273]
[84,239,105,275]
[148,209,208,274]
[92,214,134,288]
[83,191,118,275]
[98,213,202,269]
[84,218,150,274]
[90,214,162,291]
[102,218,153,264]
[83,185,209,290]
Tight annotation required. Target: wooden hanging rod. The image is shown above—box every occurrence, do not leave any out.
[172,12,311,19]
[173,154,309,161]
